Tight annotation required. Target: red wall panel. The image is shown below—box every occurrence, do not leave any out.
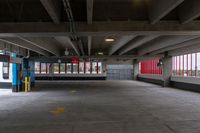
[140,59,162,75]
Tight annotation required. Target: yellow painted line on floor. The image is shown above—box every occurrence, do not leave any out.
[50,107,65,115]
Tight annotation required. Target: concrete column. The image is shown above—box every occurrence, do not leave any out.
[49,63,53,75]
[49,63,54,80]
[29,60,35,87]
[18,64,22,92]
[12,53,19,92]
[162,56,172,87]
[102,62,107,75]
[133,59,140,80]
[23,59,35,88]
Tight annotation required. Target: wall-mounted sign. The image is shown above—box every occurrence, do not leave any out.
[10,57,23,64]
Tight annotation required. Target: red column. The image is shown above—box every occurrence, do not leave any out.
[154,60,156,74]
[58,63,60,74]
[90,62,92,74]
[46,63,48,74]
[65,63,67,74]
[97,62,99,74]
[151,60,153,74]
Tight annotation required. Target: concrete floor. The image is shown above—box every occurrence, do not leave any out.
[1,81,200,133]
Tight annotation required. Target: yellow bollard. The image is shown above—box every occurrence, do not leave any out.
[28,76,31,92]
[25,77,28,93]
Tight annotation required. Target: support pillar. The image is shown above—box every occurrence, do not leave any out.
[102,62,106,75]
[162,56,172,87]
[29,60,35,87]
[133,59,139,80]
[18,64,23,92]
[12,53,21,92]
[23,59,35,89]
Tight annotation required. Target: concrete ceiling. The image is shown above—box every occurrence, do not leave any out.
[0,0,200,59]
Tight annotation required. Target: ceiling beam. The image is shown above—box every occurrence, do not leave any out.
[40,0,61,24]
[33,55,163,62]
[19,37,61,57]
[150,37,200,55]
[2,21,200,37]
[118,35,159,55]
[169,43,200,56]
[55,36,80,56]
[138,36,199,56]
[86,0,93,56]
[73,40,85,56]
[109,36,137,55]
[0,38,50,56]
[149,0,184,24]
[87,0,93,24]
[0,42,27,56]
[88,36,92,56]
[179,0,200,24]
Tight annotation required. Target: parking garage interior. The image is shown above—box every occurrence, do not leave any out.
[1,0,200,132]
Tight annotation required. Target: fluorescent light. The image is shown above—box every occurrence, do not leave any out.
[105,38,114,42]
[97,52,104,55]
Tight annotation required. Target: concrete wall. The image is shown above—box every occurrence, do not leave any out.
[137,74,164,86]
[171,76,200,85]
[171,76,200,92]
[137,74,200,93]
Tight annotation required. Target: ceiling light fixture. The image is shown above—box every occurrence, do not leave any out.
[105,38,114,42]
[97,52,104,55]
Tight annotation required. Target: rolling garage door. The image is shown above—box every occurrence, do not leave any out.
[106,65,133,80]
